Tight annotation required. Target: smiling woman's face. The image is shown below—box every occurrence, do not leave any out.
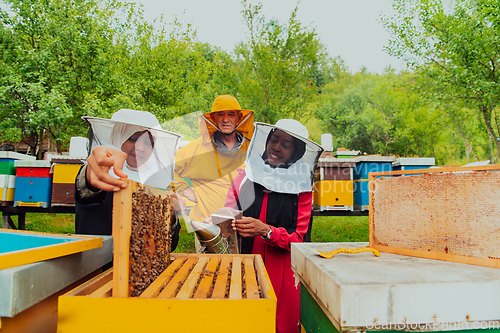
[265,130,295,167]
[121,130,154,168]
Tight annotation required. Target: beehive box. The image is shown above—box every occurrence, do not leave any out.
[392,157,435,174]
[0,229,103,270]
[51,159,83,205]
[353,155,395,211]
[292,242,500,333]
[0,152,35,206]
[369,164,500,268]
[59,177,276,332]
[14,160,52,208]
[313,180,354,211]
[314,159,354,211]
[58,253,277,332]
[333,149,359,159]
[0,174,16,207]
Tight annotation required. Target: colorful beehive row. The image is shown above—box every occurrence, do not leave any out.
[354,157,435,210]
[0,152,35,206]
[313,155,436,212]
[1,155,84,208]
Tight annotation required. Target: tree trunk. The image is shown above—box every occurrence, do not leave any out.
[28,129,38,157]
[489,133,496,163]
[36,129,44,160]
[480,106,499,163]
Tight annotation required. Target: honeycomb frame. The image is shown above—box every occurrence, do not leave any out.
[369,165,500,268]
[112,178,173,297]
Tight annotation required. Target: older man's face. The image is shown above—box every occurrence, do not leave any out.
[211,110,241,135]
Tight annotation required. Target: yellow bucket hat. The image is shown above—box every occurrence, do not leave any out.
[200,95,255,142]
[211,95,243,112]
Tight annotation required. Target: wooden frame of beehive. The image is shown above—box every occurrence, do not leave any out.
[58,253,277,332]
[369,164,500,268]
[112,178,174,297]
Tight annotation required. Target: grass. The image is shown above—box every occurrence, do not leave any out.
[311,216,369,243]
[172,219,196,253]
[13,213,368,252]
[8,213,76,234]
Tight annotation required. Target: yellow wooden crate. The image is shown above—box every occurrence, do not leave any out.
[58,253,277,333]
[52,164,82,184]
[313,180,353,207]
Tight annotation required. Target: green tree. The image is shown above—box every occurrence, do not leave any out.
[234,0,326,124]
[382,0,500,162]
[315,70,444,158]
[0,0,129,157]
[121,18,215,120]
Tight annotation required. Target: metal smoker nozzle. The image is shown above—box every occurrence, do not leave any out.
[190,221,230,254]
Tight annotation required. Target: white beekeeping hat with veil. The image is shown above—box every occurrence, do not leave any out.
[244,119,324,194]
[83,109,182,189]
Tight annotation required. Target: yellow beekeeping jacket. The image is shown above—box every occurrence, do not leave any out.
[174,109,254,222]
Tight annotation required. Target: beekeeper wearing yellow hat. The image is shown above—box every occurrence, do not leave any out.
[174,95,254,226]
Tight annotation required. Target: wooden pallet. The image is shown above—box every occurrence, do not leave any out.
[369,164,500,268]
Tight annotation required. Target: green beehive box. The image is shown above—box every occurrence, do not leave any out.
[0,160,15,175]
[0,152,35,175]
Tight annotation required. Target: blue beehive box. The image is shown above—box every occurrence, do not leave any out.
[392,157,435,174]
[13,160,52,208]
[352,156,395,211]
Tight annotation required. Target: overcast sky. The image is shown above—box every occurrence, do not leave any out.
[134,0,407,74]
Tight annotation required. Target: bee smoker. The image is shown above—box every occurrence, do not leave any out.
[190,221,231,254]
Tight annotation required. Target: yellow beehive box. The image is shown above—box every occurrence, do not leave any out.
[0,174,16,204]
[313,180,353,209]
[0,187,15,202]
[58,253,277,333]
[52,163,83,184]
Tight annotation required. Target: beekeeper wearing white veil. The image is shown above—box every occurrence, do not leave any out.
[244,119,323,195]
[83,109,182,189]
[74,109,183,237]
[222,119,323,333]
